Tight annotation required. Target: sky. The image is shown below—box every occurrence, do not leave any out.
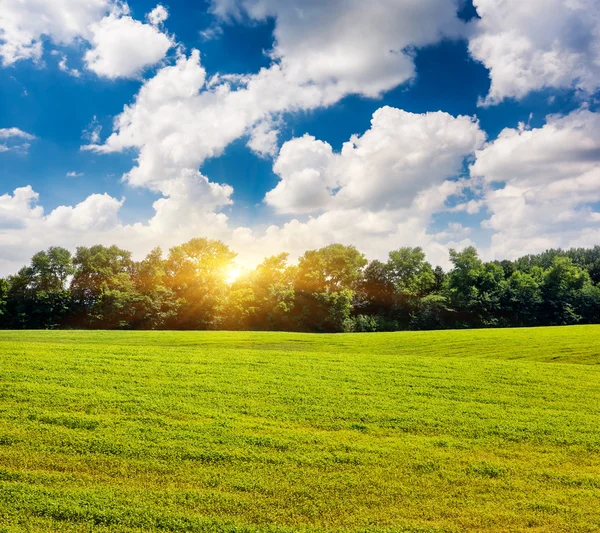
[1,0,600,275]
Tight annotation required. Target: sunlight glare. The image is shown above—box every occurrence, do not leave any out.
[225,266,243,284]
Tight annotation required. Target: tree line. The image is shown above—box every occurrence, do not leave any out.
[1,238,599,332]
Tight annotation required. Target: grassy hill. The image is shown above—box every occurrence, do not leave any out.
[0,326,599,532]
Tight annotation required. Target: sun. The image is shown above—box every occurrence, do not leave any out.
[225,265,244,284]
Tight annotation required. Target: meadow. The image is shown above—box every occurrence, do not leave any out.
[0,326,599,533]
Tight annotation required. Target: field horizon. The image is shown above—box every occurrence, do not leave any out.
[1,325,599,532]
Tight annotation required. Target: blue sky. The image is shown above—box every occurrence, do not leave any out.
[1,0,599,274]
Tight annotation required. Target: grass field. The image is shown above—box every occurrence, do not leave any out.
[0,326,599,533]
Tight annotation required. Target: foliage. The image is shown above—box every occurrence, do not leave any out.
[387,246,435,297]
[165,238,236,329]
[242,253,295,331]
[2,240,600,332]
[3,247,74,329]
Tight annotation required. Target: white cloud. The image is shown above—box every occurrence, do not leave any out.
[62,1,473,275]
[0,0,110,65]
[66,171,84,178]
[0,186,44,229]
[87,50,327,175]
[266,107,485,214]
[0,1,172,79]
[199,25,224,42]
[45,194,124,231]
[434,222,472,243]
[147,5,169,26]
[234,109,484,269]
[82,116,102,144]
[88,1,469,187]
[240,192,476,270]
[57,54,81,77]
[7,0,600,275]
[0,190,128,273]
[266,135,336,214]
[211,0,465,99]
[0,128,35,140]
[247,120,279,158]
[471,107,600,258]
[1,103,485,274]
[0,127,35,153]
[469,0,600,105]
[84,8,173,79]
[0,178,233,275]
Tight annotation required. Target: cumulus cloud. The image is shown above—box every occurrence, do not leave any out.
[5,0,598,275]
[87,50,329,179]
[0,178,233,275]
[60,1,474,274]
[247,120,280,158]
[89,1,469,185]
[1,103,485,274]
[266,107,485,214]
[236,109,485,268]
[266,135,336,214]
[84,0,471,228]
[0,186,44,229]
[210,0,466,99]
[0,0,110,65]
[0,0,172,79]
[469,0,600,105]
[45,194,124,231]
[241,188,476,270]
[0,189,128,274]
[84,7,173,79]
[147,5,169,26]
[471,107,600,258]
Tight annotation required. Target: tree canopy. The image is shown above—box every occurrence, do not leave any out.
[1,240,600,332]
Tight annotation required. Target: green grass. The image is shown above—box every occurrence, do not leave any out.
[0,326,599,533]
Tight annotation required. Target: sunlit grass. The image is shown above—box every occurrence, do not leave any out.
[0,326,599,532]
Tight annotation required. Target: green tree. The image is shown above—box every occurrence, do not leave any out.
[446,247,507,327]
[245,253,295,330]
[295,288,355,333]
[4,247,74,329]
[541,257,592,325]
[223,286,256,330]
[504,270,543,326]
[294,244,367,332]
[409,294,452,330]
[386,247,435,297]
[166,238,236,329]
[0,279,8,326]
[385,247,438,329]
[29,247,75,291]
[356,260,396,327]
[576,283,600,324]
[71,245,138,328]
[295,244,367,293]
[433,266,446,292]
[131,247,180,329]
